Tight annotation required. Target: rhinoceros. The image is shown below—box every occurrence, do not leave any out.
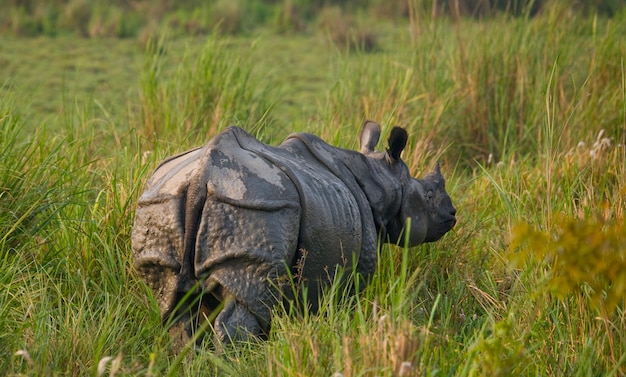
[132,120,456,345]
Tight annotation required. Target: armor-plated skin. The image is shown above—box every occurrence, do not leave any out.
[132,120,456,345]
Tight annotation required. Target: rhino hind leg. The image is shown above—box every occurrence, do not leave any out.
[214,296,263,344]
[167,311,198,353]
[164,287,264,349]
[161,287,222,352]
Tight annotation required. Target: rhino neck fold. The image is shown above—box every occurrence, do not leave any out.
[286,132,404,239]
[285,133,379,277]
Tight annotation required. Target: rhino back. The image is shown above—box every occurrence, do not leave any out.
[200,128,299,207]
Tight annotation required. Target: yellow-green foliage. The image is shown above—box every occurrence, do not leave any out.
[467,314,530,377]
[511,215,626,312]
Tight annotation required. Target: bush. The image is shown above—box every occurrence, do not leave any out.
[511,215,626,312]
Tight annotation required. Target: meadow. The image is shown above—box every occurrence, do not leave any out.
[1,2,626,376]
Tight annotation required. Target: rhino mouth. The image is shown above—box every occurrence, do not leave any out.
[443,218,456,229]
[424,218,456,243]
[436,218,456,239]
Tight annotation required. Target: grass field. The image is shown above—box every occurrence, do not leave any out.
[1,5,626,376]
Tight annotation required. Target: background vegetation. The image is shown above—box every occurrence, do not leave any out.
[1,0,625,375]
[2,0,625,39]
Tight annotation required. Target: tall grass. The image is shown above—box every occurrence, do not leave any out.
[318,7,625,171]
[1,6,625,376]
[138,35,275,148]
[0,94,168,375]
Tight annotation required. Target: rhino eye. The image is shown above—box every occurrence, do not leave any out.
[426,190,433,201]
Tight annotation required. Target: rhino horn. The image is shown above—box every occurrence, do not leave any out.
[427,161,445,185]
[434,161,442,175]
[386,127,408,162]
[359,120,381,154]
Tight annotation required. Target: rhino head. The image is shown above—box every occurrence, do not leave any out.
[358,121,456,247]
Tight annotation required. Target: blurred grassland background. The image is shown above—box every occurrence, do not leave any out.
[1,0,626,375]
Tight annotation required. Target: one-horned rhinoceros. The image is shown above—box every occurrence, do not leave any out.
[132,120,456,345]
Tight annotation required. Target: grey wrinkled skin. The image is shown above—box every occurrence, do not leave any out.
[131,120,456,346]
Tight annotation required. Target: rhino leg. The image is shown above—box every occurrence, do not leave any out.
[167,311,197,353]
[214,296,262,344]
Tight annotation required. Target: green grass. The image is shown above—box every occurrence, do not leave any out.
[1,7,626,376]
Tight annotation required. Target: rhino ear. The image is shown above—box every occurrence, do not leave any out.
[359,120,381,154]
[386,127,408,161]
